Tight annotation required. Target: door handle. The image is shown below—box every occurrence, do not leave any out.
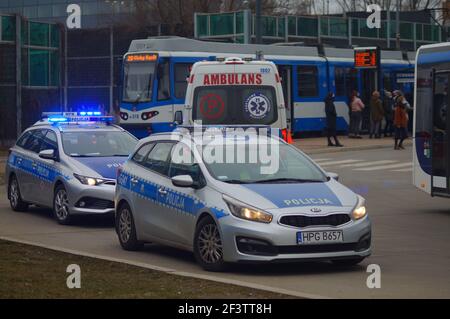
[158,188,167,195]
[130,178,138,184]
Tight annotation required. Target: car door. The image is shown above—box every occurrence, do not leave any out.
[137,142,178,242]
[23,129,47,204]
[167,142,206,246]
[11,130,35,202]
[125,142,156,237]
[35,129,60,207]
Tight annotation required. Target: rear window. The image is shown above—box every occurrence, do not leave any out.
[192,85,278,125]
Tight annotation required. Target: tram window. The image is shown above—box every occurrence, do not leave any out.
[335,68,346,96]
[175,63,192,99]
[157,59,171,101]
[297,66,318,97]
[335,67,357,97]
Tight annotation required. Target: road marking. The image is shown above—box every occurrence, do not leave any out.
[392,167,413,172]
[339,160,397,168]
[312,158,332,163]
[0,235,329,299]
[355,162,412,171]
[317,159,364,166]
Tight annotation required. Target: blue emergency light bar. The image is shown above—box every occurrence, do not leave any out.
[42,112,113,124]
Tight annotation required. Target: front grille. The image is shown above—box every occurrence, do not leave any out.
[75,197,114,210]
[279,214,351,228]
[277,243,357,254]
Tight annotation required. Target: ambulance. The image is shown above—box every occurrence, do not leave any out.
[176,57,291,142]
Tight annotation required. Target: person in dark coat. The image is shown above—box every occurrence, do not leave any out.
[325,92,343,147]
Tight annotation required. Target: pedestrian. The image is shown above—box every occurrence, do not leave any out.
[394,95,408,150]
[350,90,364,139]
[324,92,343,147]
[383,91,394,137]
[369,91,384,139]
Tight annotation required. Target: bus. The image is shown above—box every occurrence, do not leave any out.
[119,36,414,138]
[413,43,450,198]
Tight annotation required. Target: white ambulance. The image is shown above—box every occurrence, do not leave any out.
[176,57,291,142]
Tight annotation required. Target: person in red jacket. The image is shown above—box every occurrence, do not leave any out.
[394,95,408,150]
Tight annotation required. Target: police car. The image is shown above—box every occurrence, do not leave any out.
[115,127,371,271]
[175,57,292,142]
[5,112,138,225]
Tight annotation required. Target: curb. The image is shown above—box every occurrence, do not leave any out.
[298,140,412,155]
[0,236,329,299]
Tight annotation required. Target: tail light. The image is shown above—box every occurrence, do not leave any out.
[281,129,293,144]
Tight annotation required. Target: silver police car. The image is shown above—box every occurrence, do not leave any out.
[115,128,371,271]
[6,113,138,225]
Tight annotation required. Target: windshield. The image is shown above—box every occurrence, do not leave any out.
[192,86,278,125]
[122,60,155,103]
[62,131,138,157]
[199,141,326,184]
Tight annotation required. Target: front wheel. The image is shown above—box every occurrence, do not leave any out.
[194,216,226,272]
[8,175,29,212]
[115,203,143,251]
[53,185,73,225]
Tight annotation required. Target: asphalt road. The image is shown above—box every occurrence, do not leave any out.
[1,145,449,298]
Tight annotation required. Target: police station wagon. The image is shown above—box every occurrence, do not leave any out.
[115,127,371,271]
[5,113,138,225]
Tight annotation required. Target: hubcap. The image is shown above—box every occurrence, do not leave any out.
[54,190,69,220]
[119,208,132,243]
[198,223,223,264]
[10,179,19,208]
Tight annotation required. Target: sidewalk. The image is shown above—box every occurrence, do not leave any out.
[292,135,412,155]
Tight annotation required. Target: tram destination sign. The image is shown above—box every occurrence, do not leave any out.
[354,47,380,69]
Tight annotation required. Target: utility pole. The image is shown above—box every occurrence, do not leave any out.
[255,0,262,44]
[396,0,400,49]
[387,0,391,48]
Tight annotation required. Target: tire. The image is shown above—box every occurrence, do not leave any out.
[8,175,29,212]
[115,203,143,251]
[53,184,73,225]
[332,257,365,267]
[194,216,227,272]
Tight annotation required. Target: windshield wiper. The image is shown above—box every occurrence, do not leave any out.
[222,179,256,184]
[252,178,324,184]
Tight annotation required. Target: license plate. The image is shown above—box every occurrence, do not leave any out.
[297,230,344,244]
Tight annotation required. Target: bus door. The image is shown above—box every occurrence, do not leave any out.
[431,71,450,196]
[278,65,293,132]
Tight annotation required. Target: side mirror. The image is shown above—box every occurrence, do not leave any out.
[171,175,194,188]
[174,110,183,125]
[39,149,56,161]
[326,172,339,181]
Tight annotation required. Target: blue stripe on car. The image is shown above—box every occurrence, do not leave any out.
[117,171,228,219]
[8,153,71,182]
[242,183,342,208]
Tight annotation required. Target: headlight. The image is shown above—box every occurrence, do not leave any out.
[352,195,367,220]
[73,173,107,186]
[223,195,273,223]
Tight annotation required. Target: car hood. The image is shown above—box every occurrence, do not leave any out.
[218,180,358,213]
[70,156,128,179]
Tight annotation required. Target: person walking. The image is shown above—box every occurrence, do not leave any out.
[383,91,394,137]
[394,95,408,150]
[324,92,343,147]
[350,90,365,138]
[369,91,384,139]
